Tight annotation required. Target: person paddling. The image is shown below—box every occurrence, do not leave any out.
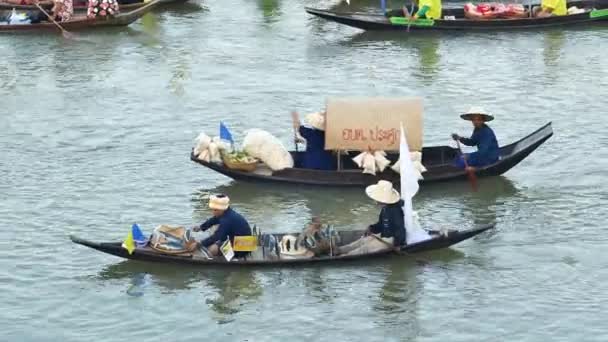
[406,0,442,20]
[451,107,499,172]
[533,0,567,17]
[291,111,335,170]
[192,194,252,258]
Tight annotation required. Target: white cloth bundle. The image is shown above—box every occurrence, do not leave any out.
[391,151,427,180]
[567,6,585,14]
[242,129,294,171]
[352,151,391,175]
[193,133,231,164]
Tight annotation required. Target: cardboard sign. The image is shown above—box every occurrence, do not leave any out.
[220,239,235,261]
[233,236,258,252]
[324,97,423,152]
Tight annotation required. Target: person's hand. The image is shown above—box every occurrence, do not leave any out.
[465,166,476,172]
[192,226,201,232]
[451,133,460,141]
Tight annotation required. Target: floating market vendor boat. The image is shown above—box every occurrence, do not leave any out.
[0,0,188,12]
[70,224,494,266]
[191,97,553,188]
[305,0,608,32]
[0,0,158,32]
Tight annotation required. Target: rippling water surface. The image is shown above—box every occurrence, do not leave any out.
[1,0,607,341]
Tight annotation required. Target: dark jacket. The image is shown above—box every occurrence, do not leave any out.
[299,126,335,170]
[369,200,406,247]
[459,124,499,167]
[199,207,251,248]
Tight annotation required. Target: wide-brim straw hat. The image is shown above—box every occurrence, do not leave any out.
[209,194,230,210]
[460,106,494,122]
[365,180,400,204]
[305,111,325,131]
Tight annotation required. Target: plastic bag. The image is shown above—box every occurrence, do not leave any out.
[242,129,293,171]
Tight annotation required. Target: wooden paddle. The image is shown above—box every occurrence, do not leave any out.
[456,139,478,192]
[34,1,75,39]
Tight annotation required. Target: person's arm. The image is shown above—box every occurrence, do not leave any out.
[459,131,479,146]
[200,216,220,231]
[368,211,383,234]
[413,5,430,18]
[291,111,306,143]
[201,221,230,248]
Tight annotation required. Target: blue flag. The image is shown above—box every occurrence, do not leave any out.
[131,223,148,246]
[219,122,234,144]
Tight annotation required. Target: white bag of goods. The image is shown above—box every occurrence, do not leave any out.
[391,151,427,180]
[374,151,391,173]
[242,129,294,171]
[193,133,227,164]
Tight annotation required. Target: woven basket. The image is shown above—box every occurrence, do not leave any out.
[223,156,257,172]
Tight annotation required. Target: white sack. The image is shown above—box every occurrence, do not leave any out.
[391,151,426,179]
[242,129,293,171]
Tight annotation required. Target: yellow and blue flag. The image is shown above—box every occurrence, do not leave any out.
[219,122,234,145]
[122,231,136,255]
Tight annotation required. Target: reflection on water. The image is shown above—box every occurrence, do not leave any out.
[542,29,565,72]
[346,31,442,83]
[97,261,263,323]
[257,0,282,24]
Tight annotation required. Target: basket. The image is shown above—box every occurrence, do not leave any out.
[223,156,258,172]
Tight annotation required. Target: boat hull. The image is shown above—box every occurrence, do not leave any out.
[71,225,494,267]
[191,122,553,187]
[305,0,608,32]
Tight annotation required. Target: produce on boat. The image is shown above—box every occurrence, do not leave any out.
[305,0,608,32]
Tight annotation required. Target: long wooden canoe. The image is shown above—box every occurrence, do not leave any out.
[305,0,608,32]
[191,122,552,187]
[71,224,493,267]
[0,0,158,31]
[0,0,187,12]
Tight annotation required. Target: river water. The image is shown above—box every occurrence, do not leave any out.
[1,0,607,341]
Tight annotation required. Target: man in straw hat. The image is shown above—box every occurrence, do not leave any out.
[192,194,252,257]
[338,180,406,256]
[451,107,499,171]
[290,111,335,170]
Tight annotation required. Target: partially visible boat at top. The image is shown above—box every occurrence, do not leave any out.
[305,0,608,32]
[0,0,188,11]
[0,0,160,32]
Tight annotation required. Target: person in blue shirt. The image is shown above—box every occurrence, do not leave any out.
[451,107,500,171]
[192,194,251,257]
[338,180,406,256]
[291,111,336,170]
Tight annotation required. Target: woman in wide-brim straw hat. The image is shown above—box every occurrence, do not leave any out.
[451,106,500,171]
[290,110,335,170]
[338,180,407,256]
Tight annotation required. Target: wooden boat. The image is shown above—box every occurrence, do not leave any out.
[191,122,553,187]
[70,224,493,267]
[0,0,187,12]
[0,0,158,31]
[305,0,608,32]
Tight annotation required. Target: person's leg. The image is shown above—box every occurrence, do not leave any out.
[344,236,392,256]
[338,236,368,255]
[208,243,220,256]
[453,154,467,169]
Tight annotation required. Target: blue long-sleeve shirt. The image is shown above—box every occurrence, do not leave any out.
[199,207,251,248]
[299,126,335,170]
[369,200,406,247]
[458,124,499,167]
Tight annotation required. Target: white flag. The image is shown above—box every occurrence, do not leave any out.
[400,123,431,244]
